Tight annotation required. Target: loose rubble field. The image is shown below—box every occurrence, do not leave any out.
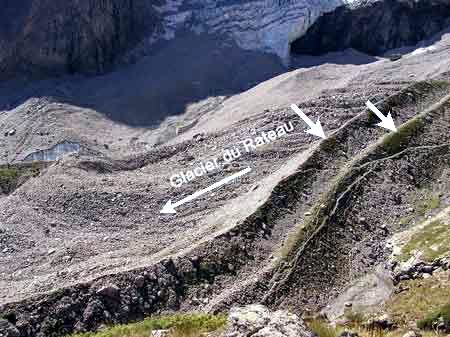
[0,30,450,337]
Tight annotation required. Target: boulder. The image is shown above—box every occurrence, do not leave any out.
[5,129,16,137]
[322,266,394,321]
[389,54,403,62]
[434,316,450,333]
[339,331,359,337]
[402,331,421,337]
[96,284,120,300]
[0,319,20,337]
[364,314,396,331]
[150,330,170,337]
[220,304,312,337]
[134,275,146,288]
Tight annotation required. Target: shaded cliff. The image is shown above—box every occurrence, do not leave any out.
[291,0,450,56]
[0,0,160,79]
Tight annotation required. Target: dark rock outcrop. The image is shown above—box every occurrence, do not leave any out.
[291,0,450,56]
[392,255,450,283]
[0,0,160,79]
[0,319,20,337]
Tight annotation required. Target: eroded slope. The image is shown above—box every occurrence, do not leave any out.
[1,25,450,337]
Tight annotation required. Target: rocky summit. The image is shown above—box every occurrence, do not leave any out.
[1,1,450,337]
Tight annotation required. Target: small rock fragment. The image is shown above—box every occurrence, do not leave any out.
[339,331,359,337]
[134,275,145,287]
[0,318,20,337]
[220,304,311,337]
[6,129,16,136]
[402,331,421,337]
[150,330,170,337]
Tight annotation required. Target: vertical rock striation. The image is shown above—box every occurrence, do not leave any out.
[0,0,161,79]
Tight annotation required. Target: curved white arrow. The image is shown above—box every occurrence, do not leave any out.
[290,104,326,139]
[161,167,252,214]
[366,100,397,132]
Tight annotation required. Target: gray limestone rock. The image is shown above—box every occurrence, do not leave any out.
[220,304,312,337]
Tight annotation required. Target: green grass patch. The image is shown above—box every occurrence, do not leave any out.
[66,313,227,337]
[398,214,414,227]
[385,272,450,326]
[417,302,450,330]
[0,163,42,194]
[0,167,19,193]
[279,216,313,259]
[344,310,366,327]
[381,116,426,155]
[308,319,341,337]
[416,195,441,217]
[398,219,450,262]
[276,168,355,261]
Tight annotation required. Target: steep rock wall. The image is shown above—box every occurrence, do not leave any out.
[0,0,354,79]
[151,0,354,64]
[291,0,450,56]
[0,0,161,79]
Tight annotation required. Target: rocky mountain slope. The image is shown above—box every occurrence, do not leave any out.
[0,0,355,80]
[0,1,450,337]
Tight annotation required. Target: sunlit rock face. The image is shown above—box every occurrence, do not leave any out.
[151,0,355,64]
[0,0,354,78]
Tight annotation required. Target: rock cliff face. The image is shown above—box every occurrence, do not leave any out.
[152,0,354,64]
[291,0,450,56]
[0,0,160,79]
[0,0,354,79]
[3,0,450,79]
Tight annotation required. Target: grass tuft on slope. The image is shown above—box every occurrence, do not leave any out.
[417,302,450,330]
[0,167,19,193]
[398,219,450,263]
[385,271,450,327]
[0,163,43,194]
[66,313,226,337]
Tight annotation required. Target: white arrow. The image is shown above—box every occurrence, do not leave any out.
[290,104,326,139]
[366,100,397,132]
[161,167,252,214]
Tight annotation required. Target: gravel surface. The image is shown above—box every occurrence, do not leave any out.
[0,28,449,337]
